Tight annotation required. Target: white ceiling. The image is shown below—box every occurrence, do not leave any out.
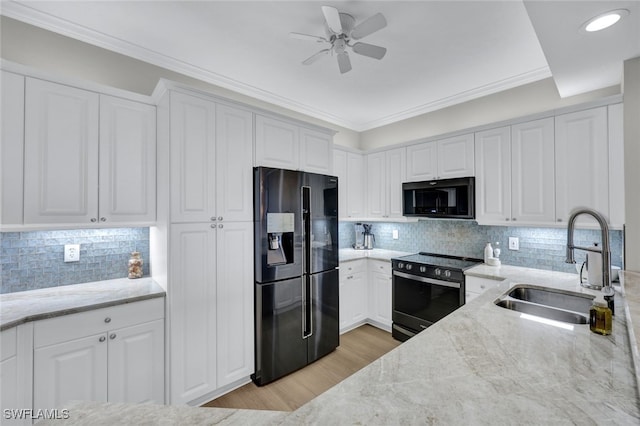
[1,1,638,132]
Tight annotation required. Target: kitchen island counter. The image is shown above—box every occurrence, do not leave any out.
[38,266,640,425]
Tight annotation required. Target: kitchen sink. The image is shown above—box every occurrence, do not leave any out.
[494,284,594,325]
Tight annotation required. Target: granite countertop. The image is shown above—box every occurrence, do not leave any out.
[0,277,165,331]
[339,248,413,262]
[37,265,640,425]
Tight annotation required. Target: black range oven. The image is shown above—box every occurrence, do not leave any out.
[391,252,482,342]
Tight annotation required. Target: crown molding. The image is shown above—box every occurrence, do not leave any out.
[1,2,552,132]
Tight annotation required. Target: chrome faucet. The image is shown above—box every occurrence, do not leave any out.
[565,208,613,296]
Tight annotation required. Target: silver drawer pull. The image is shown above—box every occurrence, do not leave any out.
[104,317,111,323]
[99,336,106,343]
[110,333,117,340]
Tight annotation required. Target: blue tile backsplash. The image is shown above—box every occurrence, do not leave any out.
[339,220,624,273]
[0,228,150,294]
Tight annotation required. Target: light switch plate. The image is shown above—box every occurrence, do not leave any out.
[64,244,80,262]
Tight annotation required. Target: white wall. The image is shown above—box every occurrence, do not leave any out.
[624,57,640,272]
[0,16,361,150]
[360,78,619,150]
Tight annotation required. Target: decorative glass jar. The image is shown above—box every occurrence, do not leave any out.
[128,251,143,279]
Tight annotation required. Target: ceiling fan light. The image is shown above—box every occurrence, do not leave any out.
[582,9,629,32]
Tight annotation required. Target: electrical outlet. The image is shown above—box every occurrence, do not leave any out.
[392,229,399,240]
[64,244,80,262]
[508,237,519,251]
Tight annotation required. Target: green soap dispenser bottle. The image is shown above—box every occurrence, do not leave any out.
[589,292,612,335]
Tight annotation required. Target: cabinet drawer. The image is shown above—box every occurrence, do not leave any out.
[465,276,500,294]
[340,259,366,277]
[34,297,165,348]
[369,259,391,276]
[1,327,17,361]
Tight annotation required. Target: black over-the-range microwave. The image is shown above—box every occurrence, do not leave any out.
[402,177,475,219]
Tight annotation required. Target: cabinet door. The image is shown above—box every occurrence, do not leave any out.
[366,152,386,217]
[386,147,406,218]
[216,104,254,222]
[169,223,217,404]
[107,319,164,404]
[333,149,348,219]
[437,134,475,179]
[346,152,365,217]
[555,107,609,227]
[406,142,437,182]
[216,222,254,387]
[1,328,18,422]
[1,71,24,226]
[511,118,555,224]
[369,261,392,328]
[24,78,99,224]
[350,271,369,324]
[99,95,156,224]
[300,127,332,174]
[170,92,216,223]
[608,104,625,229]
[34,334,108,411]
[475,127,511,224]
[255,115,299,169]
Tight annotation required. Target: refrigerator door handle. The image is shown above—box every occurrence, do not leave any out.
[302,185,313,339]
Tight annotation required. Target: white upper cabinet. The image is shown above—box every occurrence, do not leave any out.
[300,127,333,174]
[215,104,254,222]
[555,107,609,227]
[22,77,156,227]
[437,133,475,179]
[474,126,512,224]
[24,78,100,224]
[406,133,474,182]
[366,147,406,218]
[511,117,556,224]
[170,91,217,223]
[334,148,365,219]
[608,104,625,229]
[99,95,156,224]
[0,71,24,227]
[255,114,332,174]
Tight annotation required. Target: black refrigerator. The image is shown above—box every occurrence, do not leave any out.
[252,166,339,386]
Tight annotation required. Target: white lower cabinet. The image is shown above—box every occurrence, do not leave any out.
[368,260,392,330]
[465,276,501,303]
[339,258,392,333]
[339,260,368,332]
[1,328,20,425]
[32,298,164,412]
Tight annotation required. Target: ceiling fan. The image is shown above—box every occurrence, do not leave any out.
[290,6,387,74]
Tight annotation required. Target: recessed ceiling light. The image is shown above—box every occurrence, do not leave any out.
[582,9,629,32]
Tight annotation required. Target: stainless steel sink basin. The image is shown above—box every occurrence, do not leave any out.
[494,284,594,325]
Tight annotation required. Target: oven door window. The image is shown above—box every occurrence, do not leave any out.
[393,273,462,324]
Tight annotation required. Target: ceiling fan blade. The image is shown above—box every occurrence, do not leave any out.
[302,49,330,65]
[322,5,343,34]
[337,52,352,74]
[351,13,387,40]
[290,32,327,43]
[352,42,387,60]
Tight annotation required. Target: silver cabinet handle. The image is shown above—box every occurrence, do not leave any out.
[557,218,563,222]
[90,218,97,223]
[512,218,517,221]
[210,224,216,229]
[506,218,510,221]
[211,217,216,221]
[100,217,107,222]
[99,336,106,342]
[104,317,111,323]
[218,216,223,221]
[109,333,116,340]
[218,224,223,228]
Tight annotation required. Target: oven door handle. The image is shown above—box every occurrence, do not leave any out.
[393,270,461,289]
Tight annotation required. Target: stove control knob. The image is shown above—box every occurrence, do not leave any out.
[420,266,426,273]
[444,270,451,278]
[398,262,404,269]
[406,264,413,271]
[435,268,442,276]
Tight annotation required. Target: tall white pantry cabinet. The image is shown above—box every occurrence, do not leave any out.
[153,86,254,405]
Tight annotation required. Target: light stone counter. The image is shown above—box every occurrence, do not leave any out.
[339,248,413,263]
[36,265,640,425]
[0,277,165,331]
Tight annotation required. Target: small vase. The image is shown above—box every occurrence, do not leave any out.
[128,251,143,279]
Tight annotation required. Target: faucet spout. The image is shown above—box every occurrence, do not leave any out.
[565,208,612,295]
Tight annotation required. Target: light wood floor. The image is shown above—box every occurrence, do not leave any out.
[202,324,400,412]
